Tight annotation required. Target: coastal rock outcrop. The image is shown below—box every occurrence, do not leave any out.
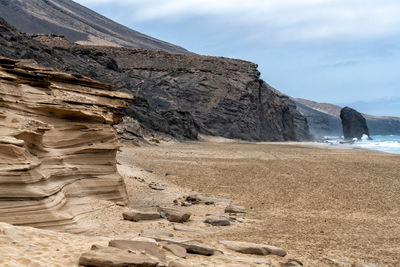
[0,56,132,229]
[294,98,400,137]
[0,17,311,142]
[340,107,371,140]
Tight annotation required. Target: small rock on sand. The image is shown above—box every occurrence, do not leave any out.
[123,210,161,222]
[224,204,246,214]
[79,246,159,267]
[158,207,191,223]
[163,244,187,258]
[204,215,231,226]
[220,240,287,257]
[168,261,188,267]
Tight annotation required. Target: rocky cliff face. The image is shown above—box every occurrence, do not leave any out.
[0,17,311,141]
[0,56,132,230]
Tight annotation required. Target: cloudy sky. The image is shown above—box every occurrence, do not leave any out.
[74,0,400,116]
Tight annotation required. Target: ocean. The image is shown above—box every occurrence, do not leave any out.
[323,135,400,154]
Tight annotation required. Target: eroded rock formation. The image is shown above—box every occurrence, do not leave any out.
[0,56,132,230]
[340,107,371,140]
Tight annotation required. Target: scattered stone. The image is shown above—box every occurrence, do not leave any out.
[181,201,192,207]
[144,169,153,173]
[149,184,167,191]
[324,258,349,266]
[168,261,187,267]
[352,263,380,267]
[220,240,287,257]
[116,202,126,207]
[204,215,231,226]
[109,240,167,265]
[123,210,161,222]
[173,224,205,234]
[224,204,246,214]
[141,229,174,238]
[158,207,191,223]
[165,173,171,176]
[185,194,231,205]
[154,238,221,256]
[282,258,304,266]
[79,246,159,267]
[163,244,187,258]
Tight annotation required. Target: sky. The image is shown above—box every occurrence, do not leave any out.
[74,0,400,116]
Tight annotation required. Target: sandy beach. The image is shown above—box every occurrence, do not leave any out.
[120,140,400,266]
[1,140,399,266]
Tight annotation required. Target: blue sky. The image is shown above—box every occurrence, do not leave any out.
[74,0,400,116]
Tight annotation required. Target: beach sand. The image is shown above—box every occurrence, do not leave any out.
[0,140,399,266]
[121,140,400,266]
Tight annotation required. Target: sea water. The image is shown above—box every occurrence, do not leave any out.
[322,135,400,154]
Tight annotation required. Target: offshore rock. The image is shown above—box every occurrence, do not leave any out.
[340,107,371,140]
[0,56,132,230]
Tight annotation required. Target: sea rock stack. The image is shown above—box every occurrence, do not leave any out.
[0,56,132,230]
[340,107,371,140]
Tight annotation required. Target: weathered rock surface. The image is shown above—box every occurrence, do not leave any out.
[340,107,371,140]
[155,239,220,256]
[0,18,311,142]
[220,240,287,257]
[0,56,131,229]
[158,207,191,223]
[123,210,161,222]
[225,204,247,214]
[163,243,187,258]
[79,246,159,267]
[204,215,232,226]
[109,240,167,265]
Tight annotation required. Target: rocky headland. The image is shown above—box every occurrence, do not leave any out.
[0,17,311,142]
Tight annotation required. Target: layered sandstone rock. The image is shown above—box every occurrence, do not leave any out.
[0,56,132,230]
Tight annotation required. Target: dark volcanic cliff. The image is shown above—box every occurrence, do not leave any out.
[0,0,188,53]
[0,17,311,141]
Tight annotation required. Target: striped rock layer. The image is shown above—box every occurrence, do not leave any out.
[0,56,132,231]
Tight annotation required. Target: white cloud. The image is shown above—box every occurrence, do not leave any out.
[74,0,400,42]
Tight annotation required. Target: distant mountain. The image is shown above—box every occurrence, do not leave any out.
[294,98,400,137]
[0,0,188,53]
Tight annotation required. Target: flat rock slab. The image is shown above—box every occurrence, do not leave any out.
[173,224,206,234]
[158,207,191,223]
[79,246,158,267]
[224,204,246,214]
[220,240,287,257]
[123,210,161,222]
[352,263,380,267]
[163,244,187,258]
[109,240,167,265]
[168,261,188,267]
[141,229,174,238]
[155,238,221,256]
[204,215,231,226]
